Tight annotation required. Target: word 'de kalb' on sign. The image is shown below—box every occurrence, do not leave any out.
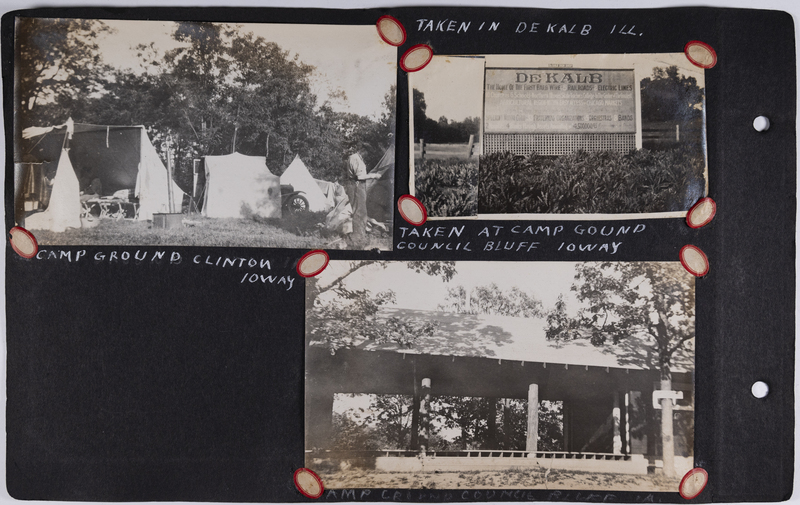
[483,68,637,156]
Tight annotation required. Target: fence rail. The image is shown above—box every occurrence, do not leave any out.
[306,449,632,461]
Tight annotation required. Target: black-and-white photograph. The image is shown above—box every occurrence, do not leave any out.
[305,260,695,491]
[409,56,483,218]
[410,53,707,218]
[13,18,396,249]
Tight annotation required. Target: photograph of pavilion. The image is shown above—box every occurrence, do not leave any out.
[305,260,695,491]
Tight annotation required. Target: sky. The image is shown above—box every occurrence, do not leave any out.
[316,260,582,312]
[409,56,486,122]
[97,19,397,118]
[411,52,707,124]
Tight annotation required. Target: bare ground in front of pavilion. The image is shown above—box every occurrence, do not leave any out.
[315,467,679,492]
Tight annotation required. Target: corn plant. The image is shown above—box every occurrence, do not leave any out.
[478,148,705,214]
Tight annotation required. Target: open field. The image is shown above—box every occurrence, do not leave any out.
[317,467,680,492]
[27,214,391,250]
[414,142,480,161]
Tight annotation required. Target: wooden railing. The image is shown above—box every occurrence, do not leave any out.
[306,449,632,461]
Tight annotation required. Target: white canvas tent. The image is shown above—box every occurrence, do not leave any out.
[202,152,281,219]
[136,131,185,221]
[23,148,82,232]
[279,155,328,212]
[20,121,185,228]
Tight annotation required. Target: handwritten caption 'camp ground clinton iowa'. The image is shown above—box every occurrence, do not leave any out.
[30,249,296,290]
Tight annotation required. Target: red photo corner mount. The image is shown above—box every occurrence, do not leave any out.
[376,15,406,46]
[397,194,428,226]
[8,226,38,259]
[296,250,330,278]
[293,468,324,499]
[680,244,710,277]
[400,44,433,72]
[686,197,717,229]
[684,40,717,69]
[679,467,709,499]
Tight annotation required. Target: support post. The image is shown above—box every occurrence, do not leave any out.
[661,379,676,477]
[419,378,431,452]
[624,392,631,455]
[563,401,571,452]
[612,393,622,455]
[526,384,539,452]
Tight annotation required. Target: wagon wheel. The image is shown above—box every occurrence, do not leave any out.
[287,195,309,215]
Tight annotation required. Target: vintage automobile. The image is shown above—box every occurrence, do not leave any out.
[280,184,309,215]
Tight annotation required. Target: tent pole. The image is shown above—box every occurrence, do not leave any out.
[166,136,175,213]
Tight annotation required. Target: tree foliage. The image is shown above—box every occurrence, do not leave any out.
[640,66,704,124]
[331,395,563,452]
[306,261,456,352]
[15,18,114,131]
[438,283,544,318]
[412,89,479,143]
[16,20,395,186]
[545,262,695,380]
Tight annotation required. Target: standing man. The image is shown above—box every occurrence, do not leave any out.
[343,149,380,246]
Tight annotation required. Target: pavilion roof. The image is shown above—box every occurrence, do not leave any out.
[310,307,694,373]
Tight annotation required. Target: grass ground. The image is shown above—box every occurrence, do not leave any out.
[29,214,391,250]
[315,467,679,492]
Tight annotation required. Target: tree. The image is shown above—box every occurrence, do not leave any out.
[544,262,695,476]
[15,18,114,130]
[330,411,380,450]
[362,395,416,449]
[640,66,704,124]
[412,88,428,141]
[306,260,456,308]
[437,283,543,317]
[306,261,457,353]
[428,397,562,451]
[537,401,564,451]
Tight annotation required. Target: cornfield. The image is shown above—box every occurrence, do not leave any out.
[479,149,706,214]
[415,158,479,217]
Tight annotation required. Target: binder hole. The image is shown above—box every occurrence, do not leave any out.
[751,381,769,399]
[753,116,770,132]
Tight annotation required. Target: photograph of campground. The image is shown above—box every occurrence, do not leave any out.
[410,53,708,218]
[305,260,695,490]
[13,18,396,249]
